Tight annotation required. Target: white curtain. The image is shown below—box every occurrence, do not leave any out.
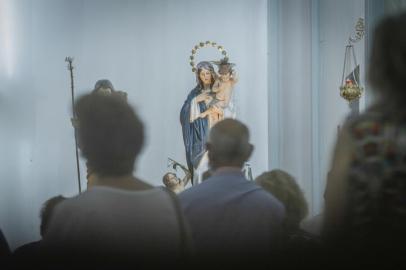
[268,0,365,219]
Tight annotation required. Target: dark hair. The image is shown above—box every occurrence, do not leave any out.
[74,94,144,176]
[208,119,251,168]
[40,195,66,237]
[368,11,406,105]
[218,64,233,75]
[215,58,235,75]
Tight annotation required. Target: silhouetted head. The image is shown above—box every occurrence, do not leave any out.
[74,93,144,177]
[256,170,308,232]
[207,119,253,170]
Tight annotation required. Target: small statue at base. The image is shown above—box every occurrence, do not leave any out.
[163,158,192,194]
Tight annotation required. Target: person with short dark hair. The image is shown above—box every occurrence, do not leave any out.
[72,79,127,184]
[324,11,406,267]
[179,119,285,265]
[42,94,192,266]
[75,94,144,180]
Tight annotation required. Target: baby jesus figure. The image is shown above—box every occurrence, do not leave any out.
[199,58,238,127]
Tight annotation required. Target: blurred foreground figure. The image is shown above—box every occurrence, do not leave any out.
[256,170,308,234]
[256,170,321,268]
[43,93,191,267]
[12,196,66,263]
[324,11,406,267]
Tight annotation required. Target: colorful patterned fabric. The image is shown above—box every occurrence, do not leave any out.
[345,111,406,245]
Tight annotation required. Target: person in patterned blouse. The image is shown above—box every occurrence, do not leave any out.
[323,11,406,267]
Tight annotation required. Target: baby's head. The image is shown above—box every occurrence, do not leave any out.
[213,58,235,82]
[162,172,180,188]
[218,64,233,82]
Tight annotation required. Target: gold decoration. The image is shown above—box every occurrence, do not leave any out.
[339,17,365,103]
[188,41,228,72]
[340,83,363,102]
[339,45,363,102]
[349,18,365,44]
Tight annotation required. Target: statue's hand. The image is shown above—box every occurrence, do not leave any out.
[195,93,206,102]
[196,93,212,103]
[205,95,213,104]
[198,112,207,119]
[210,106,223,116]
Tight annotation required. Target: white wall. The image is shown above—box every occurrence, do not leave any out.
[0,0,269,250]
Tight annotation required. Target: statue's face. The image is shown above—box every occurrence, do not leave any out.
[97,87,112,96]
[164,173,179,187]
[220,73,231,82]
[199,68,212,86]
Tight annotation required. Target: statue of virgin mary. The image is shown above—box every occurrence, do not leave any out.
[180,61,237,185]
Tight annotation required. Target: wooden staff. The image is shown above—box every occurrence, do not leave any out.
[65,57,82,193]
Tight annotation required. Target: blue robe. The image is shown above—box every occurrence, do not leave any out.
[180,86,209,180]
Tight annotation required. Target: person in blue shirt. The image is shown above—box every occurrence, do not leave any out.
[179,119,285,264]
